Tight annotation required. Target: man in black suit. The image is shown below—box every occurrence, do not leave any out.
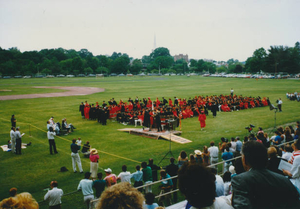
[232,141,300,209]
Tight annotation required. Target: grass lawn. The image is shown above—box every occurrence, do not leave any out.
[0,76,299,208]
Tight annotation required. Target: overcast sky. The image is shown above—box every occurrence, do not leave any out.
[0,0,299,62]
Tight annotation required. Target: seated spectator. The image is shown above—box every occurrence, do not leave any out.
[9,187,17,197]
[96,182,144,209]
[81,141,91,158]
[117,165,131,183]
[211,168,224,197]
[178,163,233,209]
[143,192,159,209]
[158,170,173,206]
[231,141,300,209]
[0,192,39,209]
[222,171,232,196]
[281,144,293,161]
[266,146,284,175]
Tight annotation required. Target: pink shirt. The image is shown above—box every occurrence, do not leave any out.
[90,154,99,162]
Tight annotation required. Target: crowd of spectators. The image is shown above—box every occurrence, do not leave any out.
[286,91,300,101]
[3,121,300,209]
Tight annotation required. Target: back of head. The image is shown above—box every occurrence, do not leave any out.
[122,165,127,172]
[0,192,39,209]
[178,163,216,208]
[295,139,300,150]
[267,147,277,158]
[145,192,155,205]
[96,182,144,209]
[84,172,91,179]
[9,187,17,197]
[141,162,147,168]
[242,141,268,169]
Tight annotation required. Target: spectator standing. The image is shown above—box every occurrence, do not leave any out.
[130,165,143,192]
[177,150,189,168]
[89,148,99,179]
[15,127,23,155]
[93,173,106,198]
[277,98,283,112]
[104,168,117,187]
[148,158,160,182]
[231,141,300,209]
[47,127,58,155]
[202,146,210,166]
[230,137,236,152]
[222,146,233,172]
[44,181,63,209]
[117,165,131,183]
[82,141,90,158]
[78,172,94,209]
[208,141,219,170]
[235,137,243,153]
[10,127,16,153]
[71,139,83,173]
[11,114,16,128]
[141,161,153,193]
[166,157,179,202]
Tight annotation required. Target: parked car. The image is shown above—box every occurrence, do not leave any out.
[66,75,75,77]
[110,73,117,76]
[23,76,31,78]
[87,74,96,77]
[35,75,44,78]
[3,76,11,79]
[77,74,86,77]
[118,73,125,76]
[126,74,133,76]
[56,74,65,77]
[14,75,22,78]
[46,75,55,78]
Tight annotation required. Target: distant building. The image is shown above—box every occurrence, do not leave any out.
[174,54,189,62]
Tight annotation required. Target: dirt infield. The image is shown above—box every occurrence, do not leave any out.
[0,86,105,100]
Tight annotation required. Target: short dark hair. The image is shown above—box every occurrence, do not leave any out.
[222,171,231,182]
[210,141,215,146]
[141,162,147,168]
[136,165,140,170]
[122,165,127,172]
[84,172,91,179]
[145,192,155,205]
[170,157,175,164]
[242,141,268,169]
[295,139,300,150]
[72,139,76,143]
[178,163,216,208]
[97,173,103,179]
[9,187,17,197]
[51,181,58,187]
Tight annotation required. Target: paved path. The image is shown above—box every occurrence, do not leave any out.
[0,86,105,100]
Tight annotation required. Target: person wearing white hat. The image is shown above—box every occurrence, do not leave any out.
[194,150,203,164]
[89,148,99,179]
[104,168,117,187]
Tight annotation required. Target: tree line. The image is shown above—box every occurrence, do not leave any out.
[0,42,299,76]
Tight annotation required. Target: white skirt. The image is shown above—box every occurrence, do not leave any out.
[90,162,98,178]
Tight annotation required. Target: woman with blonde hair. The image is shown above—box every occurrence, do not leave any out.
[0,192,39,209]
[96,182,144,209]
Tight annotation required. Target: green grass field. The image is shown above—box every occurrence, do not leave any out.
[0,76,299,208]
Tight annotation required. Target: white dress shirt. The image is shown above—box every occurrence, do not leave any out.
[44,187,63,206]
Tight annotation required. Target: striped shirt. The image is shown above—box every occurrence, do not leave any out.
[289,150,300,164]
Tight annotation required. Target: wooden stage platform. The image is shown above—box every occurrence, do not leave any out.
[118,128,192,144]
